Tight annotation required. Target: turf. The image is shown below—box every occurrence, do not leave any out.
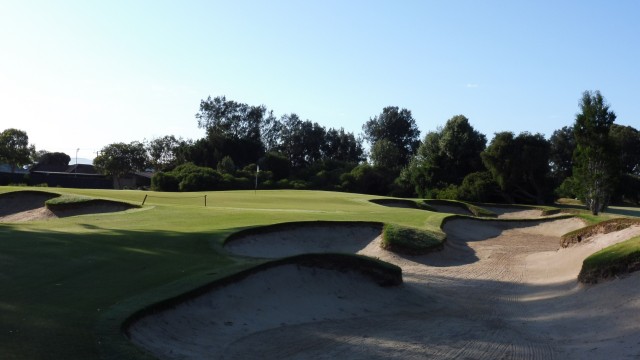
[579,236,640,283]
[0,187,446,360]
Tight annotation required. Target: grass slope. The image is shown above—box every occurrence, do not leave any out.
[579,236,640,283]
[0,187,446,360]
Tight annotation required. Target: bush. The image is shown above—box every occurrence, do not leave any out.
[151,172,179,192]
[457,171,499,202]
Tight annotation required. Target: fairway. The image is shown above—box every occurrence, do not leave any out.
[2,187,640,359]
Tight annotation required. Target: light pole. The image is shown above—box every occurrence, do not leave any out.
[75,148,79,172]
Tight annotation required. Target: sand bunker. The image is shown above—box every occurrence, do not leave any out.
[129,216,640,359]
[225,222,381,258]
[0,191,135,222]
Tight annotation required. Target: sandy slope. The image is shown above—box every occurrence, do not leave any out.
[129,216,640,360]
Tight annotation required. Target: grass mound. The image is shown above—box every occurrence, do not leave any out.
[560,218,640,248]
[381,223,446,255]
[578,236,640,283]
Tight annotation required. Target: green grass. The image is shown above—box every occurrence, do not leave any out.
[579,236,640,283]
[0,186,446,360]
[381,223,446,254]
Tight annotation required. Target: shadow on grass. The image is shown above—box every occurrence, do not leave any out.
[0,224,238,360]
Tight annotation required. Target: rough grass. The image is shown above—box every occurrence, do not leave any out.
[381,223,446,255]
[579,236,640,283]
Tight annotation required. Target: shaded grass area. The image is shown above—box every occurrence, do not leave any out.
[0,187,444,360]
[579,236,640,283]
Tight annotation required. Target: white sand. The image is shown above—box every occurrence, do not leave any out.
[129,217,640,360]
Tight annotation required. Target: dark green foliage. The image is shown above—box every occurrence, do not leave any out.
[94,142,147,189]
[572,90,619,215]
[259,152,290,180]
[549,126,576,184]
[404,115,486,198]
[610,124,640,175]
[36,152,71,167]
[481,131,552,204]
[0,128,32,173]
[217,156,236,174]
[457,171,500,202]
[363,106,421,167]
[151,172,179,192]
[341,164,389,195]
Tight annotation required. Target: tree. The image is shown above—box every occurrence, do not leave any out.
[322,128,364,163]
[145,135,182,172]
[0,128,32,172]
[278,114,326,168]
[481,132,552,204]
[35,152,71,167]
[610,124,640,175]
[572,90,618,215]
[370,139,403,171]
[195,96,267,167]
[94,142,147,188]
[403,115,486,197]
[363,106,420,167]
[549,126,576,183]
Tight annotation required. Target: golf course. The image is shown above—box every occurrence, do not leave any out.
[2,186,640,359]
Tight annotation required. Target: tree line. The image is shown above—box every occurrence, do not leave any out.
[2,91,638,214]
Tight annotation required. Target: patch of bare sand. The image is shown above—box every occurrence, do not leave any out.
[0,191,58,222]
[129,217,640,360]
[225,223,381,258]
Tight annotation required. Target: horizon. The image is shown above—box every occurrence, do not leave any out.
[2,1,639,161]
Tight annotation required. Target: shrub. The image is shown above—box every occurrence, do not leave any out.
[151,172,179,192]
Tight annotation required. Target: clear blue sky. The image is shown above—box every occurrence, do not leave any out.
[1,0,638,162]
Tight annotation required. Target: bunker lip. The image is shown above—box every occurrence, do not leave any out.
[127,216,640,360]
[224,221,383,259]
[0,191,137,222]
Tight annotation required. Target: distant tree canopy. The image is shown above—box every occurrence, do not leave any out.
[36,152,71,167]
[481,132,552,204]
[0,128,32,173]
[94,142,147,188]
[363,106,420,168]
[402,115,486,198]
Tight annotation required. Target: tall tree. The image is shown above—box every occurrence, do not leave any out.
[572,90,618,215]
[549,126,576,183]
[0,128,32,173]
[94,142,147,188]
[403,115,486,197]
[481,131,552,204]
[363,106,420,167]
[322,128,364,164]
[145,135,182,171]
[610,124,640,175]
[278,114,326,168]
[195,96,266,166]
